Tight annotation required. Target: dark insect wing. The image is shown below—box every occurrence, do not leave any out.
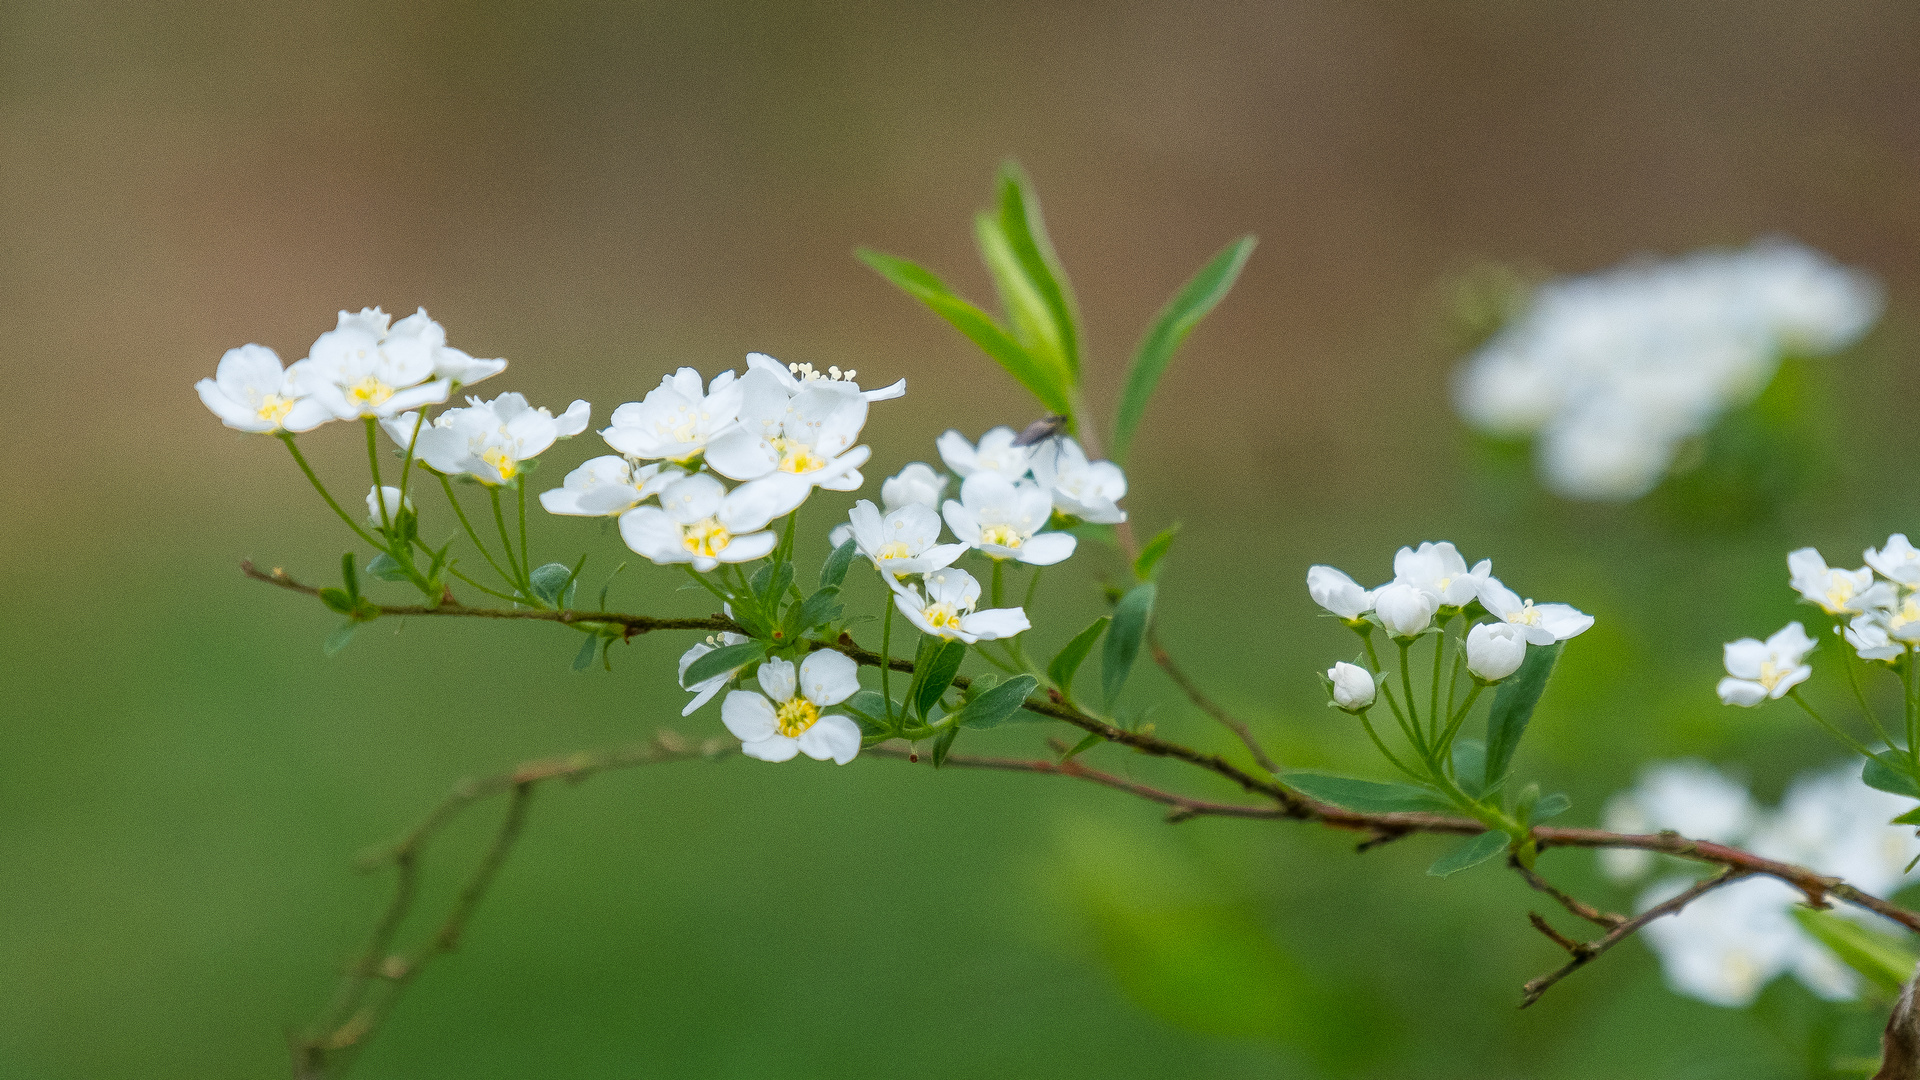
[1011,414,1067,447]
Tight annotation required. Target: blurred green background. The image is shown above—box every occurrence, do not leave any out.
[5,2,1920,1076]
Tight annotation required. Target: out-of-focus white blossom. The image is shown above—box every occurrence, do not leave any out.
[721,652,863,763]
[1453,240,1882,501]
[1717,622,1815,706]
[942,473,1076,566]
[704,369,872,517]
[385,393,590,485]
[299,307,458,419]
[618,473,780,572]
[842,500,967,579]
[745,351,905,402]
[1393,542,1490,607]
[1372,583,1438,638]
[540,456,683,517]
[1638,875,1851,1007]
[881,463,948,512]
[1599,760,1759,881]
[677,631,751,716]
[1752,761,1920,897]
[1327,662,1375,712]
[936,427,1033,483]
[1477,577,1594,645]
[386,308,507,387]
[196,344,338,433]
[1465,623,1526,682]
[365,485,413,527]
[1865,534,1920,587]
[1845,614,1905,662]
[892,568,1030,644]
[1787,548,1888,616]
[1307,565,1375,621]
[601,368,744,464]
[1030,438,1126,524]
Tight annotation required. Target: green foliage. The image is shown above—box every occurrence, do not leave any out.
[571,634,601,672]
[842,690,894,736]
[1132,524,1179,582]
[1279,773,1453,813]
[790,586,843,637]
[1792,907,1920,996]
[1483,642,1562,789]
[366,552,411,582]
[1863,752,1920,799]
[1527,792,1571,824]
[1101,582,1156,707]
[930,725,960,767]
[818,537,858,590]
[1427,831,1509,878]
[1048,615,1110,698]
[1451,739,1488,799]
[682,641,768,687]
[1112,235,1256,462]
[951,675,1040,729]
[322,621,358,657]
[529,561,577,607]
[980,162,1079,376]
[907,638,969,721]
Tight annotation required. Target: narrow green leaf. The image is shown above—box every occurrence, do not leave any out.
[323,621,357,657]
[1792,907,1919,994]
[683,641,768,687]
[572,633,600,672]
[528,562,573,606]
[1451,739,1487,799]
[1061,731,1103,761]
[1048,615,1110,696]
[318,587,357,615]
[1427,831,1510,878]
[1892,805,1920,826]
[1113,235,1256,462]
[1133,525,1180,582]
[995,162,1079,375]
[819,537,858,590]
[341,551,360,601]
[367,552,411,582]
[975,212,1068,378]
[1483,642,1562,789]
[1102,582,1157,707]
[757,562,794,610]
[857,249,1071,414]
[914,640,970,720]
[1279,773,1454,814]
[930,725,960,768]
[1530,792,1572,823]
[794,586,843,634]
[1864,753,1920,799]
[842,689,894,735]
[952,675,1040,729]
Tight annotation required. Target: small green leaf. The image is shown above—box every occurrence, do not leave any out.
[1451,739,1487,799]
[1427,831,1510,878]
[341,552,360,601]
[1048,615,1110,696]
[1102,582,1157,707]
[1530,792,1571,823]
[683,641,768,687]
[1133,525,1180,582]
[1483,642,1562,789]
[952,675,1040,729]
[794,587,843,634]
[857,249,1071,414]
[323,621,357,657]
[1280,773,1454,814]
[366,552,411,582]
[1061,732,1103,762]
[1113,235,1256,462]
[529,562,574,606]
[1792,907,1920,995]
[930,725,960,768]
[819,538,858,590]
[975,212,1069,379]
[913,640,969,720]
[994,162,1080,375]
[572,633,600,672]
[1892,805,1920,826]
[842,689,894,735]
[1864,753,1920,799]
[318,587,357,615]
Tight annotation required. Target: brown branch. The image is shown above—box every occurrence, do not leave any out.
[1148,629,1280,774]
[866,742,1286,822]
[1520,868,1748,1008]
[1510,856,1626,931]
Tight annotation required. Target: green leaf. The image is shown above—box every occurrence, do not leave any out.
[323,621,358,657]
[318,587,357,615]
[994,162,1079,375]
[1792,907,1920,995]
[1279,773,1454,814]
[341,552,360,601]
[819,537,858,590]
[1133,525,1180,582]
[1892,805,1920,826]
[1530,792,1571,823]
[1048,615,1110,696]
[366,552,411,582]
[752,561,793,610]
[952,675,1040,729]
[1427,831,1510,878]
[930,725,960,768]
[842,690,894,735]
[1483,642,1562,789]
[1864,753,1920,799]
[572,633,600,672]
[857,249,1071,414]
[912,639,969,721]
[683,641,768,688]
[1061,732,1103,762]
[1102,582,1157,707]
[793,586,843,635]
[1113,235,1256,462]
[975,212,1069,379]
[1451,739,1487,799]
[528,562,574,606]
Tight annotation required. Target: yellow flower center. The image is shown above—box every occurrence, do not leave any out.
[979,524,1025,550]
[876,541,914,561]
[347,375,395,407]
[1824,576,1856,613]
[255,394,295,426]
[480,447,519,482]
[1505,601,1542,627]
[770,437,826,475]
[654,404,712,446]
[775,696,820,737]
[683,518,732,557]
[1892,597,1920,633]
[1757,659,1786,691]
[920,603,964,635]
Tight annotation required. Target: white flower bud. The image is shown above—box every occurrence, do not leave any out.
[366,485,413,526]
[1307,565,1374,620]
[1327,662,1376,711]
[881,462,948,512]
[1373,582,1437,638]
[1466,622,1527,682]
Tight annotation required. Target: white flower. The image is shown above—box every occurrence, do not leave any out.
[1599,760,1759,881]
[942,473,1077,566]
[881,462,948,512]
[617,473,780,572]
[365,485,413,527]
[891,568,1031,644]
[1717,622,1815,706]
[1465,623,1526,682]
[1787,547,1887,615]
[1393,542,1490,607]
[843,500,967,579]
[703,369,872,517]
[540,456,684,517]
[1638,875,1847,1007]
[677,631,751,716]
[936,427,1034,483]
[1866,534,1920,586]
[386,393,591,485]
[721,652,864,764]
[1030,438,1126,524]
[1845,613,1904,661]
[196,344,338,433]
[1372,583,1438,638]
[1752,761,1920,898]
[601,368,744,463]
[1327,662,1375,711]
[745,351,905,402]
[298,307,454,419]
[385,308,507,387]
[1476,577,1594,645]
[1886,594,1920,644]
[1306,566,1375,620]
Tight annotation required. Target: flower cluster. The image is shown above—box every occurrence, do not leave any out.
[1453,240,1882,501]
[1603,760,1920,1006]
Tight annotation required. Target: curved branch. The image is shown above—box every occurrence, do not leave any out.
[1520,868,1748,1007]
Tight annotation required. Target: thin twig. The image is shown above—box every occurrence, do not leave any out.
[1509,856,1626,930]
[1519,868,1748,1008]
[1148,629,1280,773]
[867,743,1286,823]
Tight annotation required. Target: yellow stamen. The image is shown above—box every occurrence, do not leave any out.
[770,436,826,474]
[347,375,395,407]
[979,524,1024,550]
[876,541,913,561]
[1824,576,1856,613]
[683,518,732,558]
[920,603,964,635]
[480,447,519,482]
[775,696,820,737]
[255,394,295,426]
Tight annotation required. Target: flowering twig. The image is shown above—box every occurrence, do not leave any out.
[1519,868,1748,1008]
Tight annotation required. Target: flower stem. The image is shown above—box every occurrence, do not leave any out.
[517,479,530,576]
[1396,640,1422,747]
[1839,634,1896,749]
[683,564,736,610]
[438,475,515,588]
[364,419,392,533]
[880,598,895,720]
[1429,622,1447,744]
[397,408,428,504]
[279,433,383,550]
[1790,689,1874,759]
[1357,710,1424,782]
[489,486,526,594]
[1436,683,1485,757]
[441,563,526,604]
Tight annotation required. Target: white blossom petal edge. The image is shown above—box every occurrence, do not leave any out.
[720,652,863,763]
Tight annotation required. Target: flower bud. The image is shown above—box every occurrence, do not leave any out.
[1307,565,1375,620]
[1466,622,1527,682]
[366,485,413,526]
[881,462,948,512]
[1327,662,1376,712]
[1373,582,1437,637]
